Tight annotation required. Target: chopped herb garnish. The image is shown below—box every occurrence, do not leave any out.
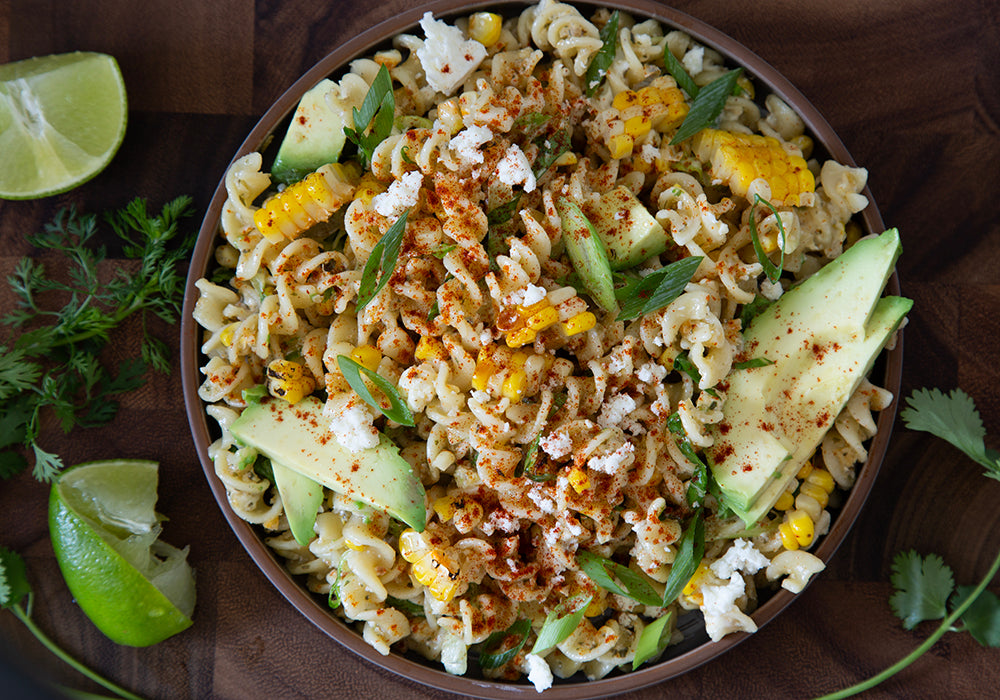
[530,595,592,656]
[252,455,274,483]
[478,618,531,670]
[749,193,786,283]
[336,354,415,426]
[386,596,425,617]
[356,209,409,309]
[427,298,440,322]
[400,144,415,165]
[576,550,662,606]
[663,46,699,99]
[739,294,773,328]
[661,509,705,606]
[733,357,775,370]
[532,128,572,180]
[430,243,457,259]
[344,64,395,168]
[512,113,551,139]
[486,194,522,227]
[632,611,674,670]
[585,10,620,96]
[616,256,703,321]
[667,411,711,483]
[670,68,743,145]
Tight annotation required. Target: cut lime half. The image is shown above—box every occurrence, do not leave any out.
[0,52,127,200]
[49,459,195,647]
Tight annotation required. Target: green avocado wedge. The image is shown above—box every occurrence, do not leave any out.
[230,396,426,531]
[557,197,618,313]
[271,79,346,185]
[708,229,912,525]
[269,460,324,545]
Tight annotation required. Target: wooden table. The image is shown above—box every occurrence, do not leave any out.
[2,1,998,698]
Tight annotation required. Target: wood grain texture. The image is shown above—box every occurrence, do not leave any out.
[1,0,998,698]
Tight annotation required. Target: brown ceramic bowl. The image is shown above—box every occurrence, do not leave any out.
[180,1,904,696]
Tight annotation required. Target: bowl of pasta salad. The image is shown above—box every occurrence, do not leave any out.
[181,0,907,696]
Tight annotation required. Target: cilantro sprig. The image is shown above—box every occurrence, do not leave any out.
[819,387,1000,698]
[1,547,143,699]
[0,198,194,481]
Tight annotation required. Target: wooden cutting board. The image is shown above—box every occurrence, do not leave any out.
[1,1,998,698]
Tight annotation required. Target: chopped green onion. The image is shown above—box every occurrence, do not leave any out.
[386,596,425,617]
[344,64,395,167]
[661,509,705,606]
[430,243,456,259]
[739,294,773,328]
[667,411,710,498]
[632,611,674,670]
[576,550,661,606]
[356,209,409,309]
[585,10,620,96]
[512,112,551,139]
[532,128,572,180]
[530,595,592,656]
[242,384,268,405]
[670,68,743,145]
[478,618,531,670]
[487,194,522,227]
[663,46,699,99]
[749,193,786,283]
[733,357,775,370]
[336,354,415,426]
[616,256,702,321]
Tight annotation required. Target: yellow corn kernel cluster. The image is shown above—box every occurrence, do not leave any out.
[691,128,815,206]
[399,529,460,602]
[568,465,591,493]
[253,163,359,243]
[469,12,503,46]
[471,345,537,403]
[354,172,386,206]
[433,495,485,531]
[799,467,836,510]
[778,509,815,551]
[607,83,690,158]
[350,344,382,372]
[502,296,595,349]
[266,359,316,404]
[414,335,448,363]
[220,322,239,347]
[682,561,712,605]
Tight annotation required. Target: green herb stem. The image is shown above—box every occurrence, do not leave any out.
[11,601,143,700]
[817,547,1000,700]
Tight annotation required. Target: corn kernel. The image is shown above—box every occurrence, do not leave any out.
[612,90,638,111]
[790,134,814,159]
[553,152,577,167]
[778,522,799,551]
[568,466,590,493]
[351,344,382,372]
[584,591,607,617]
[501,370,527,402]
[344,537,366,551]
[805,468,836,494]
[682,561,711,604]
[525,305,560,332]
[609,133,634,159]
[414,336,446,362]
[267,359,304,381]
[468,11,503,47]
[355,173,385,206]
[773,490,795,511]
[796,462,814,479]
[434,496,457,522]
[517,299,550,318]
[399,529,424,561]
[505,326,537,348]
[624,115,652,138]
[561,311,596,337]
[785,509,815,548]
[270,376,315,405]
[636,86,661,107]
[220,322,239,347]
[436,97,464,134]
[798,481,829,509]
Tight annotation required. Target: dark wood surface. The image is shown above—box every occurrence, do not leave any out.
[2,1,998,698]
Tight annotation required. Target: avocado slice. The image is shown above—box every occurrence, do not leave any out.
[269,459,324,545]
[708,230,912,525]
[230,396,426,531]
[557,197,617,313]
[587,186,667,270]
[271,79,347,185]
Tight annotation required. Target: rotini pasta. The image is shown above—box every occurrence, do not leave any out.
[193,3,900,691]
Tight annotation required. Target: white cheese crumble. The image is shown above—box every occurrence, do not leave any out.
[372,170,422,218]
[527,486,557,514]
[682,46,705,76]
[522,283,547,306]
[597,393,637,428]
[416,12,487,95]
[525,653,553,693]
[639,143,660,163]
[606,352,629,375]
[540,431,572,459]
[700,573,755,642]
[637,361,667,384]
[495,144,537,192]
[587,441,635,474]
[760,277,784,301]
[331,400,379,453]
[710,538,770,580]
[449,125,492,166]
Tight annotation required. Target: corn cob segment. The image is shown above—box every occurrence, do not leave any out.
[399,529,460,602]
[691,128,815,206]
[253,163,359,243]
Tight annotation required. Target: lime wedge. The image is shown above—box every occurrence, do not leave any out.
[49,459,195,647]
[0,52,127,200]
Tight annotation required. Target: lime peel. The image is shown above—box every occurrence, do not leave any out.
[48,459,195,647]
[0,51,127,200]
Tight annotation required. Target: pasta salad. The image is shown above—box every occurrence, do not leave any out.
[193,1,899,690]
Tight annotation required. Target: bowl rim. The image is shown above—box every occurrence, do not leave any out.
[180,1,903,697]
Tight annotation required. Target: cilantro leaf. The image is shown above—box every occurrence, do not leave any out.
[0,547,31,609]
[670,68,743,145]
[889,550,955,630]
[344,64,395,168]
[902,388,999,478]
[952,585,1000,647]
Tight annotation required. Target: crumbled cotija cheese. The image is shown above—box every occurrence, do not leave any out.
[449,125,492,166]
[416,12,487,95]
[522,283,547,306]
[525,653,553,693]
[710,538,770,579]
[587,441,635,474]
[682,45,705,75]
[496,144,537,192]
[637,362,667,384]
[540,431,572,459]
[597,393,637,428]
[372,170,422,218]
[331,400,379,452]
[760,277,784,301]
